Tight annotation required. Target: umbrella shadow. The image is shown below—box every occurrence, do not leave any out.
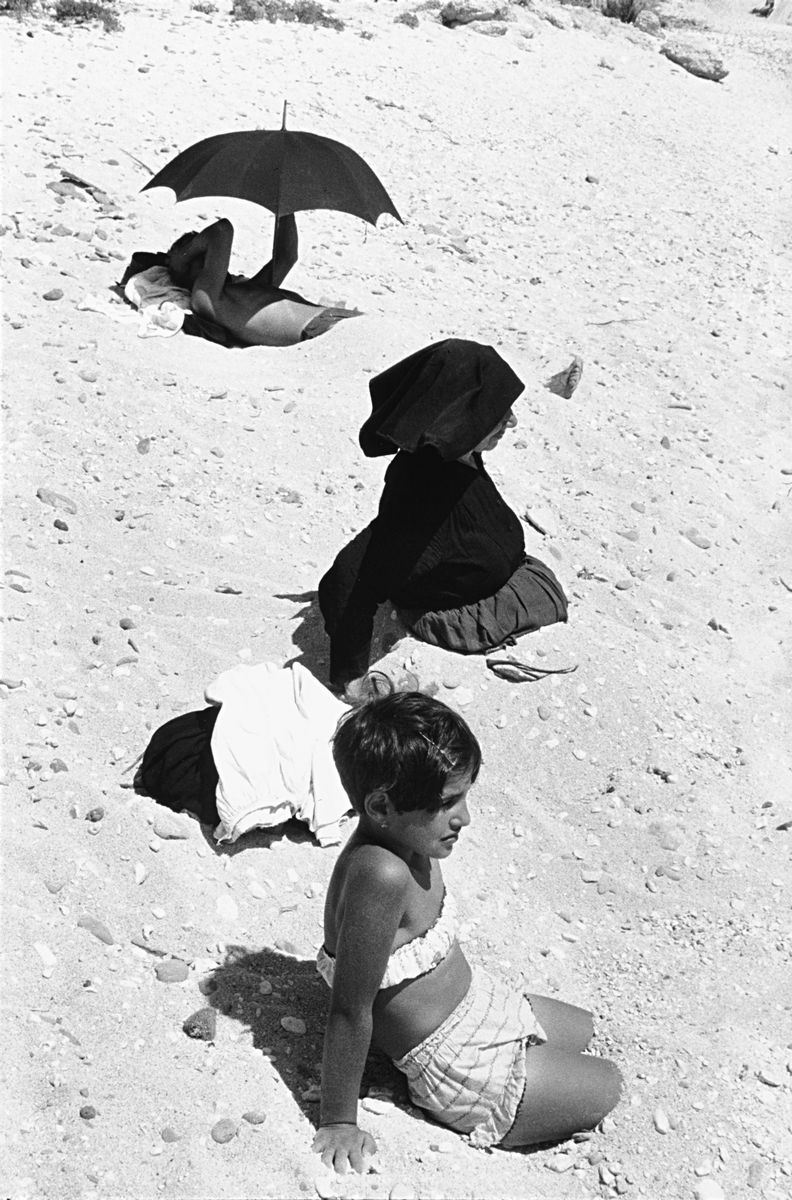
[205,944,408,1128]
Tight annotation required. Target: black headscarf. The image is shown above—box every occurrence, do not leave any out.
[359,338,525,462]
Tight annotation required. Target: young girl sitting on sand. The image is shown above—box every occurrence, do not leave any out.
[313,691,622,1173]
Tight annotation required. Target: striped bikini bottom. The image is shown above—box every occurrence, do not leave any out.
[393,967,547,1148]
[300,307,361,340]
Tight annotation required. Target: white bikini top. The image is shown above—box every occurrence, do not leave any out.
[316,891,457,991]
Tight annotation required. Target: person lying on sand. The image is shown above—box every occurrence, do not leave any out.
[313,689,622,1173]
[166,216,359,347]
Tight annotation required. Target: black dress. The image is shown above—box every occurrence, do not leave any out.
[318,447,525,687]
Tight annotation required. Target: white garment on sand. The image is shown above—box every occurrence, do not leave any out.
[205,661,351,847]
[124,265,191,338]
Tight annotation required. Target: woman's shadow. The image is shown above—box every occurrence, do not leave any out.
[277,590,408,684]
[205,945,407,1126]
[276,591,330,682]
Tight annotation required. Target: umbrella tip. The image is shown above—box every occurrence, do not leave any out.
[282,100,288,130]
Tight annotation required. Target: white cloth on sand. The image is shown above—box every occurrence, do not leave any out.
[124,265,192,338]
[206,661,351,847]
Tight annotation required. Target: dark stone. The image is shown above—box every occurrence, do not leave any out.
[182,1007,217,1041]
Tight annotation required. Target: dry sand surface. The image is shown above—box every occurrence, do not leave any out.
[2,0,792,1196]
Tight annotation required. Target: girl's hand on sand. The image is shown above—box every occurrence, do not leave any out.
[312,1124,377,1174]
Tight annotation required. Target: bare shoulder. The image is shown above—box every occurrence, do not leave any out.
[344,843,411,901]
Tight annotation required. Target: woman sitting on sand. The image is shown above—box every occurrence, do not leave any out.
[166,215,359,347]
[318,338,568,693]
[313,690,622,1172]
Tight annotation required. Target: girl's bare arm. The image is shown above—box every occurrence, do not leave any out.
[314,849,409,1172]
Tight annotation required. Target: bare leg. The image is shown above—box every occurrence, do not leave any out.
[500,1046,622,1149]
[525,993,594,1052]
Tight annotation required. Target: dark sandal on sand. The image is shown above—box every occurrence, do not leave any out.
[486,657,578,683]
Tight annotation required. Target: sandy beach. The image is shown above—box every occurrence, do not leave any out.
[2,1,791,1196]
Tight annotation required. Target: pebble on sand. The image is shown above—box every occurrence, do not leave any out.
[693,1179,725,1200]
[160,1127,181,1142]
[388,1186,419,1200]
[36,486,78,515]
[182,1007,217,1041]
[746,1161,763,1188]
[43,288,64,301]
[242,1110,267,1125]
[153,815,190,840]
[155,958,189,983]
[77,915,116,945]
[652,1105,671,1133]
[661,39,729,83]
[79,1105,98,1120]
[281,1016,307,1035]
[684,527,712,550]
[211,1118,238,1144]
[34,941,57,967]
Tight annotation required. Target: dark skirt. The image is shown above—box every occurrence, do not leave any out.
[134,706,220,825]
[401,556,568,655]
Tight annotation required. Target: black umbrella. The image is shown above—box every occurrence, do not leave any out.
[359,339,525,463]
[142,106,402,228]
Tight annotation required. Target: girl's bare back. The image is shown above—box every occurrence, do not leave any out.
[322,835,472,1059]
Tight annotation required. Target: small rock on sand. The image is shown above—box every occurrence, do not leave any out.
[155,959,189,983]
[661,39,729,83]
[34,941,57,967]
[242,1110,267,1125]
[153,815,190,840]
[77,915,116,945]
[693,1179,725,1200]
[684,527,712,549]
[652,1105,671,1133]
[182,1007,217,1041]
[211,1118,238,1144]
[36,486,78,515]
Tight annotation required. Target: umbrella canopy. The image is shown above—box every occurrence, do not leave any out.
[359,339,525,462]
[141,128,402,226]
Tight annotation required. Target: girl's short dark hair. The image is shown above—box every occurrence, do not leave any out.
[332,692,482,814]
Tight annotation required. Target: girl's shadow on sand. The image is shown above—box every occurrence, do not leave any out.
[206,945,407,1127]
[208,947,561,1154]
